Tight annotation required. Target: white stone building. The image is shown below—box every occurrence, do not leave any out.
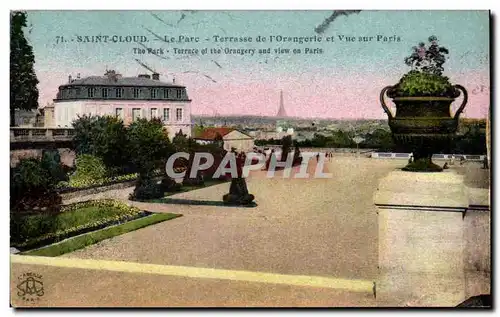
[52,70,192,138]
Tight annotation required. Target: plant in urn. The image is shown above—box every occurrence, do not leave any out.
[380,36,468,172]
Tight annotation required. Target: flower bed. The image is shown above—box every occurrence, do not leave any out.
[56,170,164,193]
[10,199,147,251]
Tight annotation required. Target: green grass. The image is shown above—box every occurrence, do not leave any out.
[22,213,181,257]
[11,205,133,244]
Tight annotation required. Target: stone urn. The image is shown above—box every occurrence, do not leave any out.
[380,84,468,172]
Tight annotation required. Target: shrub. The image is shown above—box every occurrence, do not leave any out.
[160,175,182,192]
[41,150,67,183]
[129,175,164,201]
[69,154,107,188]
[10,158,61,212]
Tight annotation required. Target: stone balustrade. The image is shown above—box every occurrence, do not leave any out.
[10,127,74,143]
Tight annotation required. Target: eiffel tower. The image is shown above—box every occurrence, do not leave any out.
[276,90,287,118]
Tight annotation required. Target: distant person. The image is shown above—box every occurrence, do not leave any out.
[316,153,320,162]
[450,155,455,165]
[483,156,489,169]
[460,156,466,166]
[408,153,414,164]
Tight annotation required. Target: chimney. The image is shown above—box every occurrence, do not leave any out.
[152,73,160,80]
[77,73,81,79]
[68,75,72,83]
[173,76,176,84]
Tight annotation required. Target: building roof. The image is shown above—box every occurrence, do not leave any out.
[194,127,235,140]
[60,76,185,88]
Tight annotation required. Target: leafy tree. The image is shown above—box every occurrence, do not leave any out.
[172,129,189,152]
[127,118,172,200]
[72,115,128,172]
[192,124,205,137]
[127,118,172,175]
[72,115,95,155]
[361,129,396,151]
[10,11,39,126]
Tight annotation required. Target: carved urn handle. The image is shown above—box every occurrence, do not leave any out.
[380,86,394,120]
[452,84,468,120]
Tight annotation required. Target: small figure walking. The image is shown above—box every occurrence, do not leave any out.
[483,156,489,169]
[316,153,320,162]
[408,153,414,164]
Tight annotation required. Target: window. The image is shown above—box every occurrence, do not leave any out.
[132,108,141,121]
[176,108,183,121]
[116,87,124,98]
[151,88,158,99]
[150,108,158,119]
[115,108,124,119]
[133,88,140,98]
[163,88,169,99]
[76,87,81,96]
[87,87,96,98]
[102,88,109,98]
[176,89,182,99]
[163,108,170,121]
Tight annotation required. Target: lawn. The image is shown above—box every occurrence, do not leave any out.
[22,213,181,257]
[10,199,177,251]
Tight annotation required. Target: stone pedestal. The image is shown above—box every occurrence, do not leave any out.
[374,170,469,307]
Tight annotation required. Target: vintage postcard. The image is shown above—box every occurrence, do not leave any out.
[9,10,490,308]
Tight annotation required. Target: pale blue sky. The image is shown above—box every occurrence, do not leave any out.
[25,10,490,118]
[27,11,489,72]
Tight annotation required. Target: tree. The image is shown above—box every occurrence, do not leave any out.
[127,118,173,201]
[41,149,67,183]
[72,115,128,173]
[127,118,172,175]
[172,129,188,152]
[10,11,39,126]
[192,124,205,137]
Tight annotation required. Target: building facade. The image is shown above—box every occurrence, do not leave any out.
[52,70,192,138]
